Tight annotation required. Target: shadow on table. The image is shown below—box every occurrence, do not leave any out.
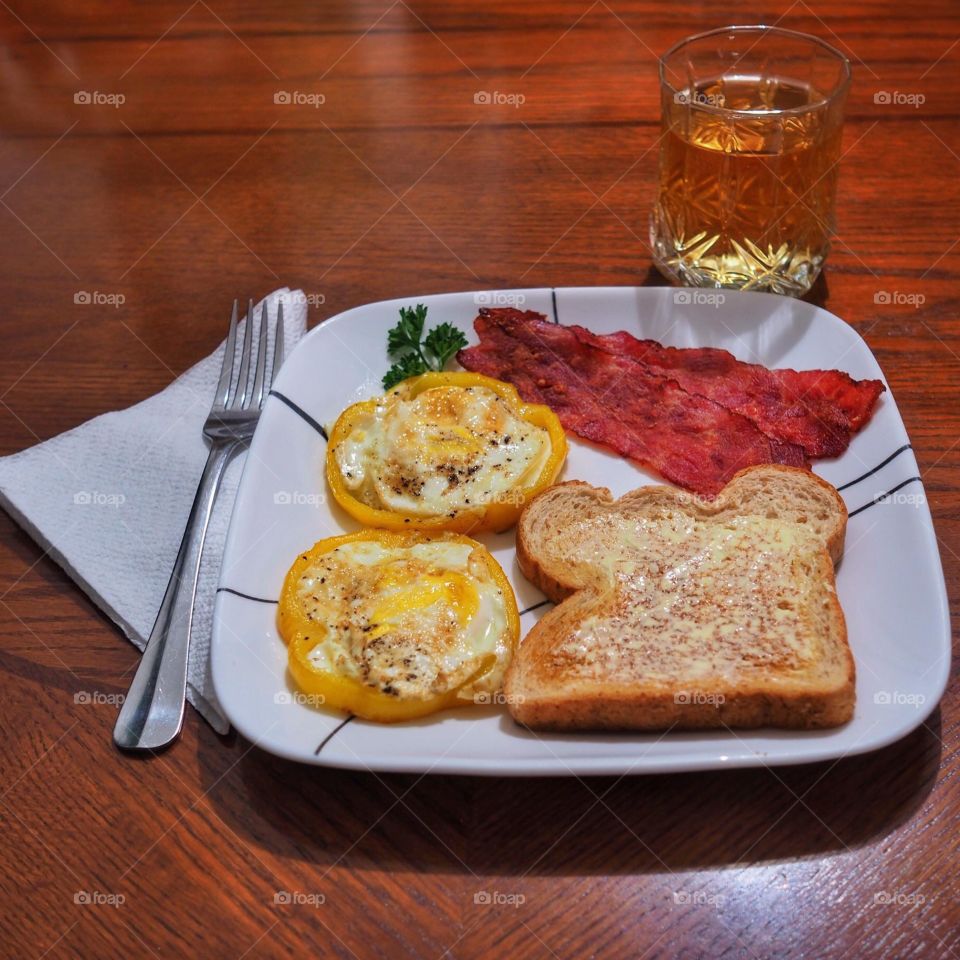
[199,711,941,876]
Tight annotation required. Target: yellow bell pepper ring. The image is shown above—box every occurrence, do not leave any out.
[325,371,567,534]
[277,529,521,723]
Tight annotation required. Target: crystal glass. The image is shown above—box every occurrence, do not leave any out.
[650,25,851,297]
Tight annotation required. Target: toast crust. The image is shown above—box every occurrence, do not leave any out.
[508,465,854,732]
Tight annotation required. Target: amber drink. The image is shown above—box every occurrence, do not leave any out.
[651,26,851,297]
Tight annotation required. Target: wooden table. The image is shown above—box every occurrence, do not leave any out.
[1,2,957,957]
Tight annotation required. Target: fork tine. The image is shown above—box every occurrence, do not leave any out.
[267,301,284,393]
[215,300,238,408]
[248,300,269,409]
[231,298,254,407]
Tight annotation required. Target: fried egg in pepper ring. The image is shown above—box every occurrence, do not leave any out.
[326,371,567,533]
[278,529,520,722]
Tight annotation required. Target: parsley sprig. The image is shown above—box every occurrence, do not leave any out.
[382,304,467,390]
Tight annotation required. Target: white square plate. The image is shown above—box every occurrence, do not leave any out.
[211,287,950,776]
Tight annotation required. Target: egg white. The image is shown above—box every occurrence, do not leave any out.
[292,539,511,701]
[334,384,550,518]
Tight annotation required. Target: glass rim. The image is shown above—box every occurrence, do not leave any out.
[659,24,852,118]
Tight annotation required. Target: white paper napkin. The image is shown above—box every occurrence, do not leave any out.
[0,288,308,733]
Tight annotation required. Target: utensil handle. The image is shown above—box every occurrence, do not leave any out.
[113,442,241,750]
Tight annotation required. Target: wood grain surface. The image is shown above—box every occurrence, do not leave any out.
[0,2,957,958]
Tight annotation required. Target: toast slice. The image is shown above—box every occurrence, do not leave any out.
[507,465,854,731]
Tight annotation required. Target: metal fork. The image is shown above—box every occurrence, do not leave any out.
[114,299,284,751]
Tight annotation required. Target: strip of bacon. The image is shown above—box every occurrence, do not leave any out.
[569,328,884,457]
[457,309,807,497]
[773,368,885,431]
